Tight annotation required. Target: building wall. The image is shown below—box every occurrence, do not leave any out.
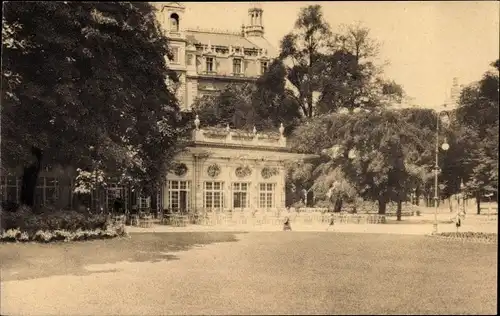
[164,146,287,212]
[155,2,274,111]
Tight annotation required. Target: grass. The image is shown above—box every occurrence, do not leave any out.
[1,232,497,315]
[0,232,242,281]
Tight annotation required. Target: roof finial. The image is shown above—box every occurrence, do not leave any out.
[253,126,257,134]
[226,124,230,132]
[279,123,285,136]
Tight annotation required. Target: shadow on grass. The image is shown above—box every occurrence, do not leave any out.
[0,232,244,281]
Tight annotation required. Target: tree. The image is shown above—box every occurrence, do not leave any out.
[252,59,302,134]
[193,60,301,134]
[192,83,256,130]
[291,109,436,219]
[455,59,499,213]
[279,8,404,117]
[279,4,332,118]
[2,2,187,209]
[316,23,405,113]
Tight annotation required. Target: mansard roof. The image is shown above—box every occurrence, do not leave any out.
[186,28,261,50]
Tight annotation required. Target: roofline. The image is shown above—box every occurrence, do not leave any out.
[187,141,292,153]
[186,28,242,36]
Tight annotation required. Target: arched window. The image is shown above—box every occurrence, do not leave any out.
[170,13,179,32]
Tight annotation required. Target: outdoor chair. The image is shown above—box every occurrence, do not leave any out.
[139,214,153,228]
[113,214,126,225]
[130,214,140,226]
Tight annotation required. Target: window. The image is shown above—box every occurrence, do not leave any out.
[34,177,59,207]
[233,58,242,74]
[170,13,179,32]
[204,181,224,210]
[168,180,190,212]
[169,47,179,64]
[206,57,214,72]
[138,196,151,210]
[0,176,20,202]
[232,182,249,209]
[260,61,268,75]
[106,183,127,211]
[259,183,275,209]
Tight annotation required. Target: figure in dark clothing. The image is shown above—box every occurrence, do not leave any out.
[283,217,292,231]
[113,197,125,214]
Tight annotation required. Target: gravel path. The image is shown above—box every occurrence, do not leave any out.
[1,233,496,315]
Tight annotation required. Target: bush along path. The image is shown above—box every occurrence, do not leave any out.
[428,232,498,244]
[0,206,127,243]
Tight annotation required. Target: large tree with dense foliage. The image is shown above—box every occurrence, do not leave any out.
[1,2,187,208]
[279,6,405,117]
[193,60,301,134]
[453,60,499,213]
[290,108,437,219]
[279,4,332,118]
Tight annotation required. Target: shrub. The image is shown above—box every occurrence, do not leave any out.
[432,232,498,243]
[0,206,126,243]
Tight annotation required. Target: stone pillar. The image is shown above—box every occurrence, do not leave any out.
[251,160,260,210]
[279,167,286,209]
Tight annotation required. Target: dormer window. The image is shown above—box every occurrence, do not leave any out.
[233,59,242,75]
[170,13,179,32]
[260,61,268,75]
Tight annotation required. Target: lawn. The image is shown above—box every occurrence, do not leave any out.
[1,232,497,315]
[0,232,241,281]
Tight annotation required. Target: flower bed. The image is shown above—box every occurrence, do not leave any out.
[0,206,127,243]
[429,232,498,244]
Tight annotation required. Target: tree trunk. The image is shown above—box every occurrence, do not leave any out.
[333,198,343,212]
[378,198,387,214]
[396,200,402,221]
[415,187,420,206]
[424,193,430,207]
[476,192,481,215]
[20,147,43,211]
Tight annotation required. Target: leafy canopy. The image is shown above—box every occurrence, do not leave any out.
[2,2,188,191]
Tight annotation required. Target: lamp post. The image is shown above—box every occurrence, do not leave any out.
[460,179,465,215]
[432,110,450,234]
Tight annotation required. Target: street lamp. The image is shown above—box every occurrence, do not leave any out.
[432,110,450,234]
[459,178,466,216]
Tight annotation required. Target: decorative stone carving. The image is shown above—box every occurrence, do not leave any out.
[173,163,188,177]
[279,123,285,136]
[261,166,279,179]
[235,166,252,178]
[207,164,221,178]
[194,115,200,130]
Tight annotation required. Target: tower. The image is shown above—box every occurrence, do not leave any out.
[450,77,460,107]
[157,2,188,110]
[244,3,264,37]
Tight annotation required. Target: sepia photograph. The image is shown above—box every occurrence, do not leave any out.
[1,1,498,315]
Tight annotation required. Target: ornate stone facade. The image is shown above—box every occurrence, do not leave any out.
[163,118,314,213]
[154,2,277,111]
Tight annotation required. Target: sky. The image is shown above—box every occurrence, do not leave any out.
[181,1,499,108]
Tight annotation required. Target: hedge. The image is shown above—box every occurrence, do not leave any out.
[0,206,127,243]
[429,232,498,244]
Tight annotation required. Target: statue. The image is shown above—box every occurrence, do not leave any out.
[194,115,200,130]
